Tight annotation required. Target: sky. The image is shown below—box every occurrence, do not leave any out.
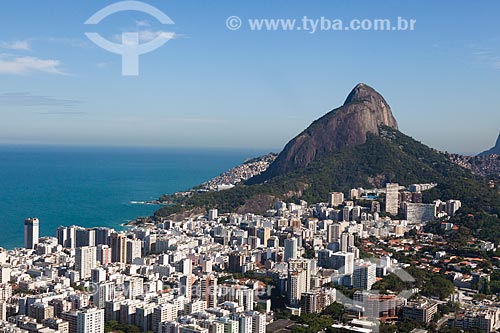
[0,1,499,155]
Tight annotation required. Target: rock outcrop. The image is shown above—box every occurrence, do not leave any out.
[479,133,500,156]
[251,83,398,182]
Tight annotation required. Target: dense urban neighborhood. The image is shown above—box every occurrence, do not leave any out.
[1,1,499,333]
[3,178,500,333]
[1,84,500,333]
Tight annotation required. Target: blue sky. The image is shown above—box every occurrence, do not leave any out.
[0,1,499,155]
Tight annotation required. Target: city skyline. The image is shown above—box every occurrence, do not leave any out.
[2,3,500,333]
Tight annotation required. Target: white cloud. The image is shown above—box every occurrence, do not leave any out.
[138,30,176,42]
[112,30,177,45]
[0,40,30,51]
[0,54,65,75]
[136,20,151,27]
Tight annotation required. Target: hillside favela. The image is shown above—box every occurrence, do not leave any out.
[1,2,500,333]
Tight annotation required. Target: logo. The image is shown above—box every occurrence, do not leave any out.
[84,1,175,76]
[226,16,242,31]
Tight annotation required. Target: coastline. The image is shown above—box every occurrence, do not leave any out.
[124,153,276,227]
[0,147,260,249]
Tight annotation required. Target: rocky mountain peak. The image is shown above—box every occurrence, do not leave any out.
[479,132,500,156]
[249,84,399,182]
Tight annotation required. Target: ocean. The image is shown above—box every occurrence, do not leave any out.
[0,145,264,250]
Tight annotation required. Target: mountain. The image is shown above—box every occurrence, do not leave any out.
[479,133,500,156]
[249,83,398,182]
[155,84,500,221]
[449,154,500,177]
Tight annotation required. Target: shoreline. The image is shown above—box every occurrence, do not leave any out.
[1,153,274,248]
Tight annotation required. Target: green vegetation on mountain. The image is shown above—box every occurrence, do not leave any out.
[156,127,500,220]
[155,83,500,245]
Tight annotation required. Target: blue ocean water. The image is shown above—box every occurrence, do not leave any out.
[0,145,264,249]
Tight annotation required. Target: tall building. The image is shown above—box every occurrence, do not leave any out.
[402,300,438,324]
[353,291,404,320]
[76,308,104,333]
[61,311,78,333]
[287,269,307,308]
[75,228,96,247]
[284,238,298,261]
[24,217,40,249]
[404,203,436,224]
[248,236,260,249]
[327,223,341,243]
[93,282,115,309]
[351,206,362,221]
[0,302,6,322]
[228,253,244,273]
[328,192,345,207]
[57,226,76,248]
[75,246,97,280]
[0,282,10,321]
[179,258,193,275]
[331,251,354,275]
[288,259,312,292]
[0,248,7,265]
[350,188,361,200]
[340,232,355,252]
[300,291,319,315]
[236,287,254,311]
[43,318,70,333]
[446,200,462,216]
[208,209,218,220]
[152,303,178,333]
[184,299,206,315]
[91,268,106,283]
[29,302,55,323]
[95,227,113,245]
[448,308,498,333]
[180,274,195,301]
[342,206,352,221]
[126,238,142,264]
[0,283,12,303]
[233,313,253,333]
[200,275,218,308]
[217,318,239,333]
[96,244,112,265]
[257,227,271,246]
[136,304,155,332]
[109,233,127,263]
[124,276,144,300]
[249,311,266,333]
[0,265,11,284]
[301,289,336,314]
[50,299,72,318]
[385,183,399,215]
[353,261,376,290]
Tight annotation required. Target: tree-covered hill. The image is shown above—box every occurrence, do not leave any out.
[155,127,500,218]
